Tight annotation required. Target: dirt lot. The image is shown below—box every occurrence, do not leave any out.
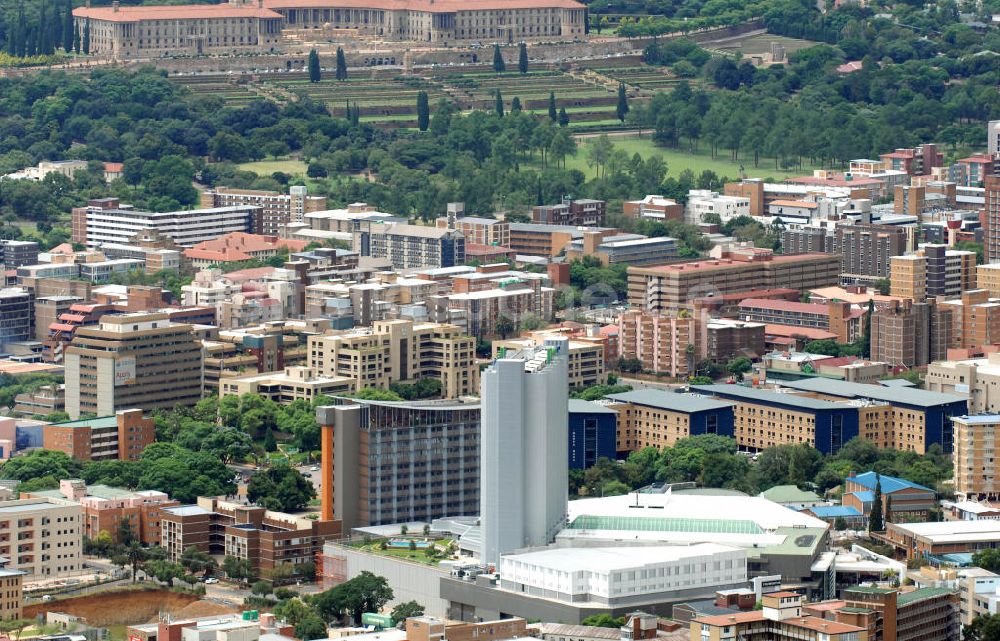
[25,589,203,626]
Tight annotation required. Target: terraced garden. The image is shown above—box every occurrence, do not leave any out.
[171,75,262,106]
[593,66,686,93]
[265,71,448,119]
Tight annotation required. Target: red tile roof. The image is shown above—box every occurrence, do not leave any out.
[104,162,124,173]
[740,298,831,315]
[770,199,819,209]
[73,5,282,22]
[265,0,585,12]
[646,253,832,273]
[693,611,863,635]
[764,324,838,340]
[184,232,307,263]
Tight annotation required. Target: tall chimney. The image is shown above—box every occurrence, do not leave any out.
[112,0,120,11]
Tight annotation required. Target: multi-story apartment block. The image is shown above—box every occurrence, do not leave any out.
[71,198,256,248]
[692,592,867,641]
[702,318,766,363]
[0,240,38,270]
[0,559,24,621]
[0,498,83,578]
[833,586,959,641]
[878,144,944,176]
[0,288,33,347]
[835,224,909,281]
[43,409,156,462]
[691,384,868,454]
[532,198,606,226]
[64,313,204,419]
[938,289,1000,349]
[953,414,1000,501]
[623,195,685,221]
[627,247,841,314]
[738,299,864,344]
[435,215,510,248]
[607,389,735,454]
[617,310,696,377]
[160,497,339,573]
[73,2,283,59]
[986,176,1000,263]
[316,398,480,531]
[429,281,555,339]
[870,299,949,368]
[564,232,678,266]
[220,366,355,402]
[358,222,465,270]
[34,296,83,341]
[493,333,606,389]
[508,223,617,257]
[777,378,966,454]
[307,319,478,399]
[24,479,177,546]
[200,186,326,235]
[685,189,751,224]
[889,244,975,301]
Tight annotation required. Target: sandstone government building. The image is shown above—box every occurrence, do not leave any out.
[73,0,588,59]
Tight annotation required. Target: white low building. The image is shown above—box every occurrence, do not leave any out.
[685,190,751,225]
[499,544,746,606]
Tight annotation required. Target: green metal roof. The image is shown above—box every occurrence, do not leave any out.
[762,527,827,555]
[897,587,956,606]
[777,378,966,409]
[838,607,875,614]
[759,485,822,503]
[845,586,896,595]
[606,390,735,413]
[49,416,118,429]
[567,515,763,535]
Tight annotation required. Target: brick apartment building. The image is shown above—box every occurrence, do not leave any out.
[200,186,326,235]
[43,409,155,462]
[627,247,841,314]
[532,198,606,226]
[160,497,340,573]
[738,299,865,344]
[890,244,975,302]
[24,479,178,546]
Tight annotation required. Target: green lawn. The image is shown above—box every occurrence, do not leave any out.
[237,158,309,176]
[553,134,820,180]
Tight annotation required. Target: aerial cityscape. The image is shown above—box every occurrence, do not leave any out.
[0,0,998,640]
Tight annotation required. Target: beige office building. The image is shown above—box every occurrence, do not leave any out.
[64,313,204,420]
[617,310,696,377]
[220,366,355,402]
[0,499,83,578]
[73,3,283,60]
[926,352,1000,415]
[307,319,478,399]
[0,565,24,621]
[493,335,605,389]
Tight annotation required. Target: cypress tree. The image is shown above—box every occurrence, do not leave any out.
[26,26,37,57]
[73,22,81,54]
[53,5,63,56]
[862,299,874,358]
[336,47,347,81]
[518,42,528,74]
[548,91,557,122]
[308,48,321,82]
[15,2,27,58]
[616,82,629,122]
[40,4,55,56]
[83,19,90,55]
[558,106,569,127]
[63,0,75,52]
[511,96,522,113]
[868,474,884,533]
[494,90,504,118]
[492,44,505,73]
[416,91,429,132]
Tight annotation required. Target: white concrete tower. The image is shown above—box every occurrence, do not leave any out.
[480,336,569,568]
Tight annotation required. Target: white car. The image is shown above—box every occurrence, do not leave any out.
[310,465,320,472]
[205,577,220,584]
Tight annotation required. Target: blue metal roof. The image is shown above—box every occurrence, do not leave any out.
[848,471,933,494]
[809,505,864,518]
[849,490,875,503]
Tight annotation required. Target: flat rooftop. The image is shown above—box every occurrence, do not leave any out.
[607,390,734,413]
[776,378,966,408]
[502,543,742,573]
